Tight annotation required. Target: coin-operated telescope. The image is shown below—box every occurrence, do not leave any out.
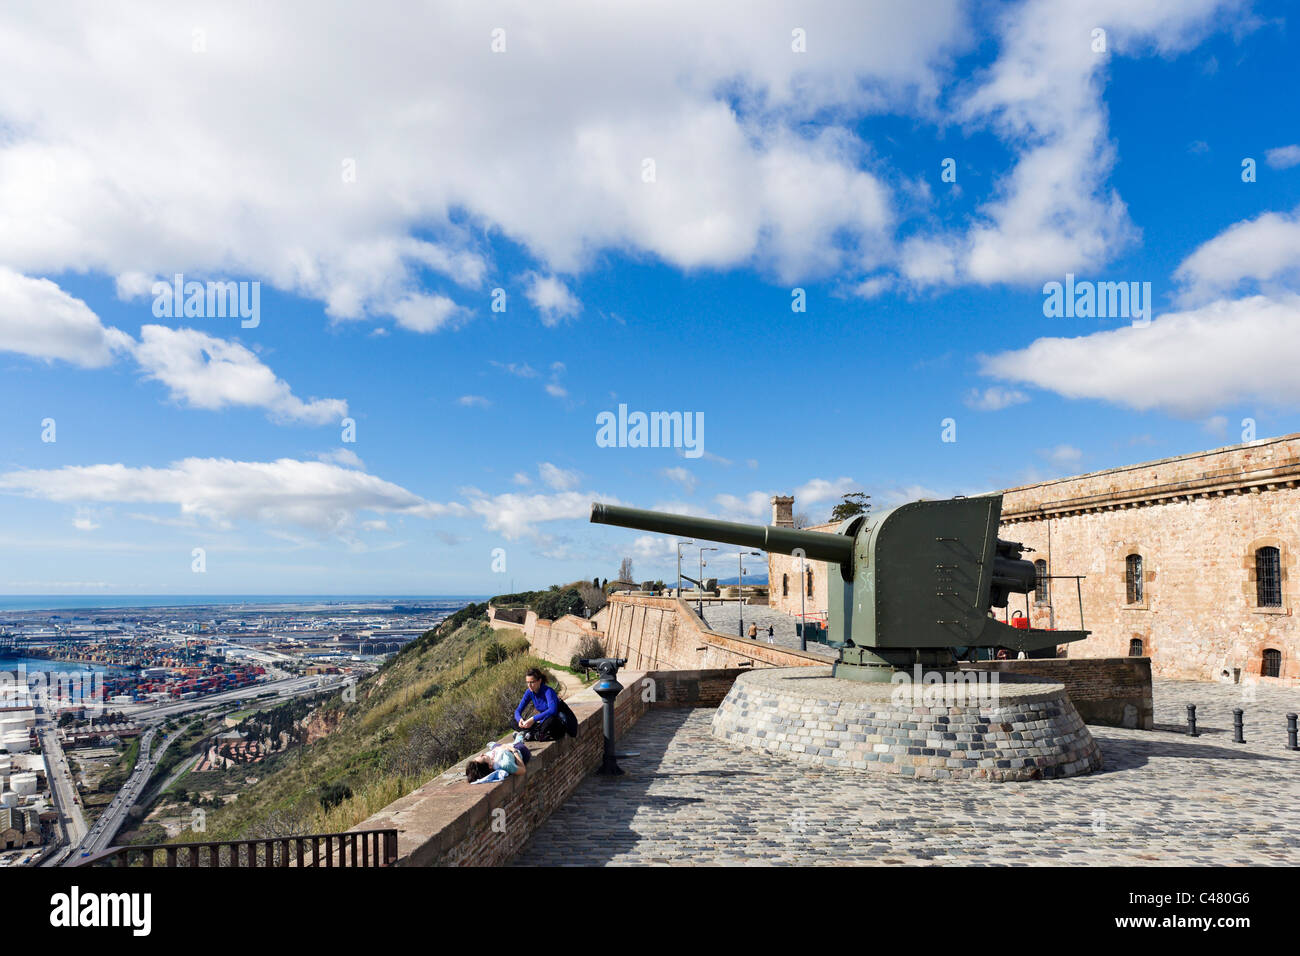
[590,496,1088,682]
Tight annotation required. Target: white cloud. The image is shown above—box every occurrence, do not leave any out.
[964,386,1029,411]
[524,274,582,326]
[315,448,365,469]
[511,472,532,487]
[132,325,347,425]
[467,489,620,539]
[714,491,771,520]
[491,361,538,378]
[980,294,1300,417]
[0,267,131,367]
[0,3,975,320]
[661,466,697,494]
[0,457,464,536]
[545,383,568,398]
[1202,415,1229,438]
[1042,444,1083,467]
[457,394,492,407]
[539,462,581,491]
[1265,145,1300,169]
[903,0,1235,287]
[794,477,857,506]
[1173,207,1300,304]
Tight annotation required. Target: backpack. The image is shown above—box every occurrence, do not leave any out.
[556,696,579,737]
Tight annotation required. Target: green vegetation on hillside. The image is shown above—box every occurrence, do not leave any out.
[167,612,548,843]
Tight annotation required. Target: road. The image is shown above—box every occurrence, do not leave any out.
[38,719,87,848]
[49,672,349,865]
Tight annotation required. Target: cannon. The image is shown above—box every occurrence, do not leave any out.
[590,496,1088,682]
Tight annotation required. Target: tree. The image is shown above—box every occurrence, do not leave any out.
[618,557,634,583]
[793,512,811,529]
[830,492,871,523]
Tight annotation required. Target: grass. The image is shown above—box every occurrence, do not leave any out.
[163,616,549,844]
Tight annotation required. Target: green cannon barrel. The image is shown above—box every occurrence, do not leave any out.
[590,503,855,568]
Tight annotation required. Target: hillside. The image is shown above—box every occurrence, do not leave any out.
[157,611,553,844]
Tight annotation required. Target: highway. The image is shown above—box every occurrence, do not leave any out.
[44,672,349,865]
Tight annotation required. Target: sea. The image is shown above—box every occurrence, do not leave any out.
[0,594,484,613]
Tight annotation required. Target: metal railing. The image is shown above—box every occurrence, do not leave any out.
[74,829,398,868]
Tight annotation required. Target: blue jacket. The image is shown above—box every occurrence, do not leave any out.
[515,684,559,725]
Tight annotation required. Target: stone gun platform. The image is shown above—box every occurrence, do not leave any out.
[711,667,1102,781]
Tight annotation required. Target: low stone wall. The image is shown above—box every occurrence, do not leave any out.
[603,594,825,670]
[487,606,606,670]
[350,667,745,866]
[712,667,1103,781]
[962,656,1154,729]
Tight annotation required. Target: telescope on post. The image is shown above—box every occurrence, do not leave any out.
[590,496,1088,682]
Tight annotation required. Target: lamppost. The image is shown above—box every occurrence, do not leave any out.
[676,539,694,598]
[798,548,808,652]
[737,551,760,637]
[698,546,717,618]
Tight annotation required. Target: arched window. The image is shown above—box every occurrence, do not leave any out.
[1263,648,1282,678]
[782,573,789,597]
[1256,547,1282,607]
[806,569,814,597]
[1034,559,1050,605]
[1129,637,1144,657]
[1125,554,1143,604]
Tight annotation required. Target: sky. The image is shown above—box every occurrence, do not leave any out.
[0,0,1298,596]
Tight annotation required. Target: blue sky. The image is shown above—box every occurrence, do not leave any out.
[0,1,1298,595]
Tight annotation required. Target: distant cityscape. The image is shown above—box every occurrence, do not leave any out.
[0,596,473,866]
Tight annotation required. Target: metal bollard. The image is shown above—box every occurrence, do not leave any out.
[1287,713,1298,752]
[1186,703,1199,737]
[1233,708,1245,744]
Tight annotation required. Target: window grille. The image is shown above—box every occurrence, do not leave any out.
[1256,547,1282,607]
[1125,554,1143,604]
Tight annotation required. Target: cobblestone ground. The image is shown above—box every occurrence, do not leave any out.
[512,678,1300,866]
[698,602,836,659]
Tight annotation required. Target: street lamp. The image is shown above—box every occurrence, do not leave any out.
[676,539,695,598]
[697,546,717,618]
[737,551,760,638]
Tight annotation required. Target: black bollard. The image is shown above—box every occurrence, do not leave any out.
[1233,708,1245,744]
[1287,713,1298,752]
[581,656,628,775]
[1186,703,1199,737]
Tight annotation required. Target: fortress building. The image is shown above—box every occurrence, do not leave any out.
[768,433,1300,684]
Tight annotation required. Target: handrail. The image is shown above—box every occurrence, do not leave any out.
[73,828,398,867]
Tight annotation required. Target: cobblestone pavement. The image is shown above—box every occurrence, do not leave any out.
[698,602,835,659]
[512,678,1300,865]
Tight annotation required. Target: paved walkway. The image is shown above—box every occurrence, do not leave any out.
[697,603,836,659]
[513,678,1300,865]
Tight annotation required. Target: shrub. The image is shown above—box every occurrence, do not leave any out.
[318,780,353,812]
[483,642,509,665]
[570,634,606,672]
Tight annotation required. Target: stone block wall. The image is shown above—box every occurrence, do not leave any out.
[963,657,1153,729]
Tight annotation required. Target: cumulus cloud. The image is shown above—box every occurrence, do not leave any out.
[132,325,347,424]
[965,386,1029,411]
[979,294,1300,417]
[0,267,132,366]
[0,458,464,536]
[0,2,977,322]
[1042,444,1083,468]
[794,477,857,506]
[661,466,697,495]
[1173,207,1300,304]
[467,490,621,539]
[538,462,581,491]
[1265,145,1300,169]
[524,274,582,326]
[900,0,1235,288]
